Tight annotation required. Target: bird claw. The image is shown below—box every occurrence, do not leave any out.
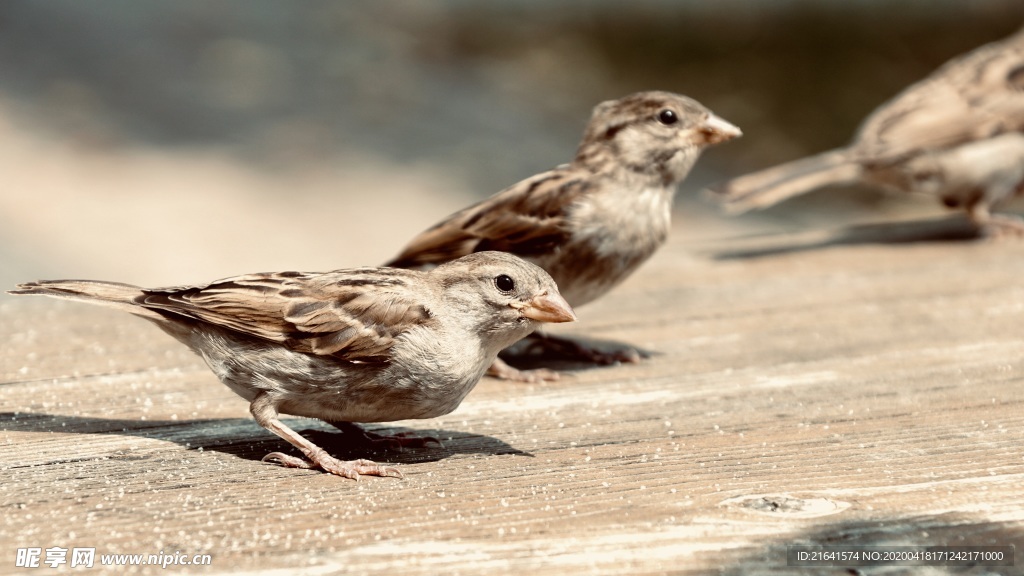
[486,357,561,382]
[262,451,403,480]
[262,451,315,469]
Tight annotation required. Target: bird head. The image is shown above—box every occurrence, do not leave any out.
[576,90,741,186]
[433,251,575,351]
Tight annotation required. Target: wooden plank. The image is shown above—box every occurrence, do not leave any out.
[2,218,1023,574]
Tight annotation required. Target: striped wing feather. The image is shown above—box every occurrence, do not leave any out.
[386,167,589,268]
[139,270,432,362]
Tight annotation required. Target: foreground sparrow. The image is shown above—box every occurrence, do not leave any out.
[711,27,1024,234]
[10,252,575,480]
[387,91,741,380]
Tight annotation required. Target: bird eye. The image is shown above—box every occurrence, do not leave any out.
[494,274,515,293]
[657,109,678,125]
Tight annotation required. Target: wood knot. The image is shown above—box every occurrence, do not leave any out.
[719,494,850,518]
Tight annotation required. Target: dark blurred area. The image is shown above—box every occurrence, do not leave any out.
[1,0,1022,290]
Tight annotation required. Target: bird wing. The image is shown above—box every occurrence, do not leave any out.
[138,269,433,362]
[854,29,1024,162]
[386,166,591,268]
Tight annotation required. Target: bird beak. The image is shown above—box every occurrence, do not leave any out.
[516,290,576,323]
[699,113,742,145]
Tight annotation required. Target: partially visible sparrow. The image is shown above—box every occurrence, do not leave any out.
[9,252,575,480]
[387,91,741,380]
[711,26,1024,234]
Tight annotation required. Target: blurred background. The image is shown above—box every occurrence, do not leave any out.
[1,0,1022,293]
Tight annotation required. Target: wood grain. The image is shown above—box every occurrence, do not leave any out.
[2,217,1022,574]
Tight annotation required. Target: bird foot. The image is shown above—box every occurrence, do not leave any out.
[486,356,561,382]
[978,214,1024,238]
[262,451,403,480]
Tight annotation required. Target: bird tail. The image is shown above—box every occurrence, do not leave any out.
[708,149,862,214]
[8,279,165,321]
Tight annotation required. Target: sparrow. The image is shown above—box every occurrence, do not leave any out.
[711,26,1024,234]
[9,251,576,480]
[386,91,741,380]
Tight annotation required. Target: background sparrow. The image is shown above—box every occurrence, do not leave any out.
[386,91,740,381]
[9,251,575,480]
[710,26,1024,234]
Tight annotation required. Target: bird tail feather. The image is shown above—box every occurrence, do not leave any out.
[8,279,164,321]
[708,149,862,214]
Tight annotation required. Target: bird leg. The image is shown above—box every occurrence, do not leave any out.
[250,392,403,480]
[328,421,443,451]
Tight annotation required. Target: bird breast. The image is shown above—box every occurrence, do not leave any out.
[549,184,673,306]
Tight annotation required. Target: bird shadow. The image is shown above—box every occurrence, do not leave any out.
[718,510,1022,574]
[713,215,983,260]
[498,333,657,374]
[0,411,531,466]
